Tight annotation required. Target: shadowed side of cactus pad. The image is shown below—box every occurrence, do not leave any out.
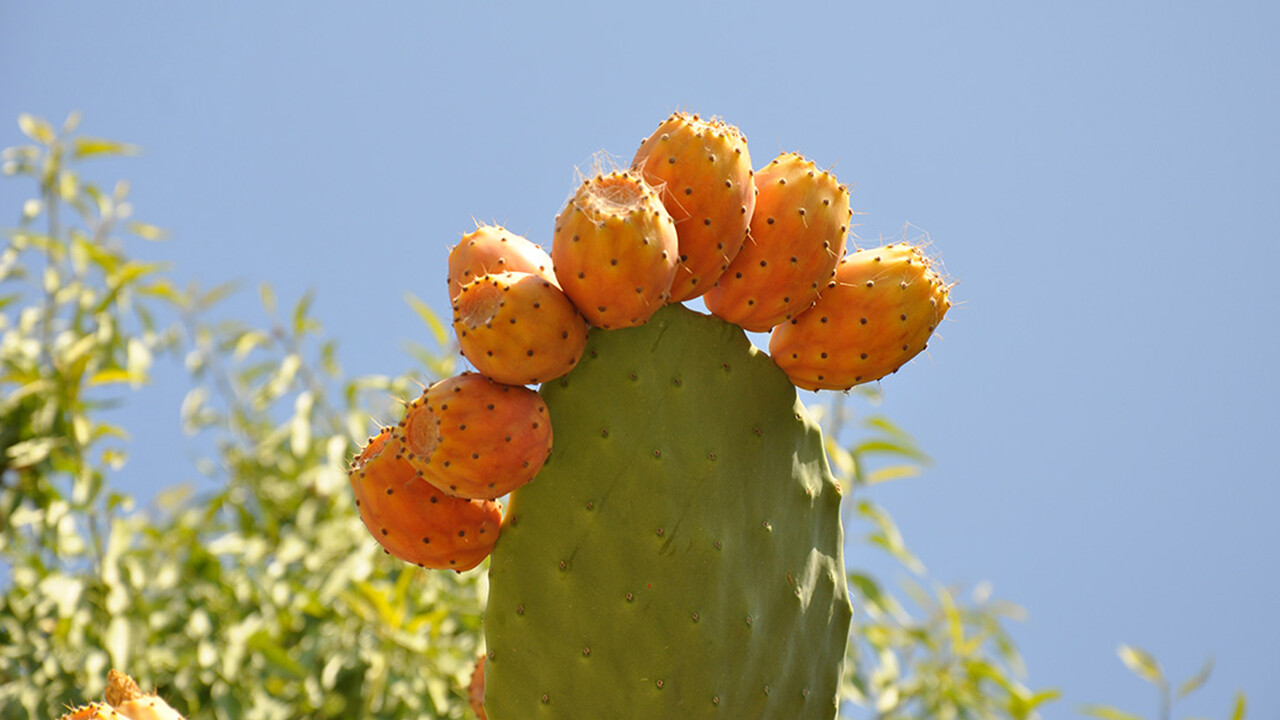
[485,304,851,720]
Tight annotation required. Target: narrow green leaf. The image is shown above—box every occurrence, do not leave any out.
[136,279,184,304]
[292,289,315,336]
[72,137,140,159]
[18,114,55,145]
[851,438,931,464]
[1230,690,1246,720]
[866,463,921,485]
[260,282,277,314]
[248,630,309,679]
[61,110,82,134]
[1026,688,1062,708]
[198,280,240,309]
[405,291,449,347]
[1176,656,1214,699]
[125,220,168,241]
[1079,705,1145,720]
[87,368,136,387]
[1117,644,1164,686]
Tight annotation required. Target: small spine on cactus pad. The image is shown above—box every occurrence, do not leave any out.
[769,242,951,390]
[704,152,852,332]
[452,270,589,386]
[348,426,503,570]
[631,112,756,302]
[551,170,679,329]
[394,372,552,500]
[447,224,559,301]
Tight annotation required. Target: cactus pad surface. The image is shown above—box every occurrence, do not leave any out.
[485,303,851,719]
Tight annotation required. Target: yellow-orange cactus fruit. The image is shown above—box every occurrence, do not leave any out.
[770,242,950,390]
[704,152,851,332]
[57,704,126,720]
[447,225,558,301]
[469,655,488,719]
[349,427,503,571]
[452,270,589,386]
[632,112,756,302]
[551,170,679,329]
[104,670,184,720]
[396,372,552,500]
[57,670,185,720]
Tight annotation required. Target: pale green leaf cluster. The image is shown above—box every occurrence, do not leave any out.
[1080,645,1246,720]
[0,115,481,719]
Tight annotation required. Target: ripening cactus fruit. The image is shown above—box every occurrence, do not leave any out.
[469,655,488,720]
[770,242,950,390]
[349,426,503,570]
[551,170,679,329]
[704,152,851,332]
[447,225,558,301]
[452,270,589,385]
[485,304,851,720]
[632,112,756,302]
[395,372,552,500]
[57,670,185,720]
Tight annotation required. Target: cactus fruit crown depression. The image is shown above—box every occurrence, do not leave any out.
[345,111,953,720]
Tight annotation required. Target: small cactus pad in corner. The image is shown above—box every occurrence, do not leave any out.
[485,304,851,719]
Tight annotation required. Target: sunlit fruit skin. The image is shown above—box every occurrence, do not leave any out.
[769,242,950,390]
[348,427,502,571]
[631,112,756,302]
[395,372,552,500]
[55,670,186,720]
[452,270,588,385]
[447,224,558,301]
[57,704,122,720]
[551,170,679,329]
[703,152,851,332]
[106,674,185,720]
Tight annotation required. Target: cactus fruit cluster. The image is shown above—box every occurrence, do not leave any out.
[347,111,953,719]
[57,670,184,720]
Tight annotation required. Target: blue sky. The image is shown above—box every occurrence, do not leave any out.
[3,2,1278,718]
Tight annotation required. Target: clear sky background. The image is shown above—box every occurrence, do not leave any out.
[3,2,1278,718]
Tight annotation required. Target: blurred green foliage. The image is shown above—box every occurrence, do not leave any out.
[0,114,481,719]
[0,114,1246,720]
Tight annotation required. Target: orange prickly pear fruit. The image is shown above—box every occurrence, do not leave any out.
[468,655,487,719]
[770,242,951,390]
[447,225,558,301]
[551,170,679,329]
[396,372,552,500]
[103,670,184,720]
[57,670,185,720]
[631,112,756,302]
[57,704,126,720]
[349,427,503,571]
[704,152,852,332]
[452,270,589,386]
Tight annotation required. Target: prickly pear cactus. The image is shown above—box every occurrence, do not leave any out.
[484,303,851,719]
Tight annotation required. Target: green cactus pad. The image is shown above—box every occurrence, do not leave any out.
[485,304,851,719]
